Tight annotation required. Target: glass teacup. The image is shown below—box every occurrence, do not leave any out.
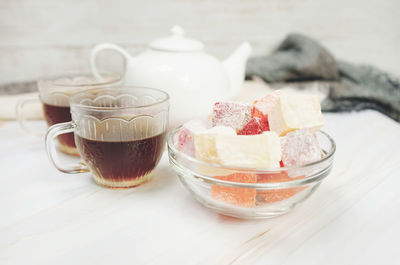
[45,87,169,189]
[17,73,121,156]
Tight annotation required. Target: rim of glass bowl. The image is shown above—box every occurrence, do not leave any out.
[70,86,170,111]
[167,126,336,189]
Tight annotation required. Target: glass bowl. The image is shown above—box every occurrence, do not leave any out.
[167,126,336,219]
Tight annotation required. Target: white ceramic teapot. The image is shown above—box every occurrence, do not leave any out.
[90,26,252,127]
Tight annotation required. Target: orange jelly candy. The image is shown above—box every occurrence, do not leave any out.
[212,173,257,207]
[256,172,306,204]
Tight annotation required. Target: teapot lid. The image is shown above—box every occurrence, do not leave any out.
[149,26,204,52]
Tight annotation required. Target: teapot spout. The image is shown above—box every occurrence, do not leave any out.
[222,42,252,97]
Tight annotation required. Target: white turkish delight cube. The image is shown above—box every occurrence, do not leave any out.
[268,94,324,136]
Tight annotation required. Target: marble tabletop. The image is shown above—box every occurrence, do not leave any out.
[0,110,399,265]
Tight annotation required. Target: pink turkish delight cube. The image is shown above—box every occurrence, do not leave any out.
[174,119,211,157]
[280,128,322,167]
[212,101,252,132]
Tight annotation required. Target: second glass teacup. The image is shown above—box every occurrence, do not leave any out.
[17,73,121,156]
[45,87,169,189]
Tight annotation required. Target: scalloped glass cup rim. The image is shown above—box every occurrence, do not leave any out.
[167,125,336,189]
[37,72,123,88]
[37,73,124,103]
[69,86,170,111]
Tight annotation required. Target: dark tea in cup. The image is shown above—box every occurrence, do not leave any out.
[42,103,76,155]
[75,132,166,186]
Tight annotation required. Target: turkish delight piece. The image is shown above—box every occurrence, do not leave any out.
[212,173,257,207]
[212,101,252,132]
[253,90,282,120]
[215,131,281,168]
[268,94,324,136]
[194,126,237,176]
[194,126,236,164]
[195,130,280,169]
[174,119,211,157]
[238,117,269,135]
[280,129,322,167]
[206,126,237,135]
[256,172,306,203]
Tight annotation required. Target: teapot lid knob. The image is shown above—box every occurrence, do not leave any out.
[170,25,185,36]
[149,25,204,52]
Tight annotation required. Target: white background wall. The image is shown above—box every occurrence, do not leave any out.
[1,0,399,84]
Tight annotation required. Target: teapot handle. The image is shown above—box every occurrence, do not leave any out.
[90,43,132,81]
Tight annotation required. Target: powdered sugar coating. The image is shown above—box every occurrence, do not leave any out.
[280,129,322,167]
[212,101,252,132]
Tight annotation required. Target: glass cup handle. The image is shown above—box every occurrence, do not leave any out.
[45,121,89,174]
[16,98,43,136]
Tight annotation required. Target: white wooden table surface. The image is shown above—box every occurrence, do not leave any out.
[0,110,399,265]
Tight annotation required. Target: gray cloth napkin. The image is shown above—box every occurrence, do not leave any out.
[246,33,400,122]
